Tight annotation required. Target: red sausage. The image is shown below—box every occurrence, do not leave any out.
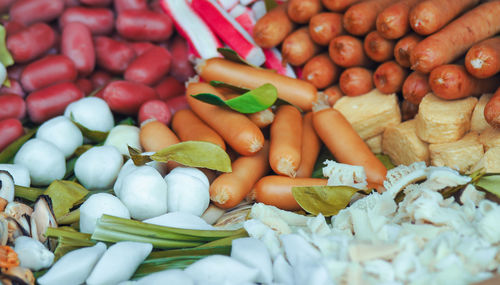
[339,67,374,96]
[7,23,56,63]
[4,21,26,36]
[95,36,136,74]
[79,0,113,6]
[329,35,371,68]
[61,22,96,76]
[394,33,422,68]
[124,46,171,85]
[0,118,24,152]
[102,80,158,115]
[465,36,500,79]
[26,82,84,123]
[343,0,400,36]
[114,0,148,14]
[75,78,94,95]
[169,35,195,82]
[90,71,113,89]
[402,71,430,105]
[154,77,185,101]
[9,0,64,26]
[138,99,172,125]
[429,64,500,100]
[116,10,173,42]
[59,7,115,36]
[375,0,421,39]
[165,95,189,115]
[6,65,25,82]
[20,55,77,92]
[0,94,26,120]
[373,60,408,94]
[129,41,155,56]
[0,79,25,98]
[363,30,396,62]
[0,0,15,14]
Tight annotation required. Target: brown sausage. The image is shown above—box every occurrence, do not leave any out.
[484,87,500,128]
[401,99,419,121]
[282,27,320,66]
[302,53,340,89]
[402,71,430,104]
[329,35,372,67]
[309,12,344,46]
[253,4,295,48]
[465,36,500,79]
[394,33,422,67]
[376,0,422,39]
[343,0,401,36]
[373,61,409,94]
[323,85,344,106]
[287,0,323,24]
[363,30,396,62]
[321,0,363,12]
[339,67,374,96]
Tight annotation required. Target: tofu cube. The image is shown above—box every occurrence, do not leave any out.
[365,135,382,154]
[479,126,500,151]
[471,146,500,173]
[382,119,429,166]
[470,93,493,133]
[429,132,484,172]
[333,89,401,140]
[415,93,477,143]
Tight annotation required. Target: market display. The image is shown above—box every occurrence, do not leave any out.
[0,0,499,284]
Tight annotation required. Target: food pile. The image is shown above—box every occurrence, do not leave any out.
[0,0,498,284]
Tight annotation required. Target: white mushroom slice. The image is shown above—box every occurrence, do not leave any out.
[460,184,485,206]
[5,202,33,221]
[383,161,427,196]
[421,167,471,191]
[0,170,15,202]
[31,195,57,243]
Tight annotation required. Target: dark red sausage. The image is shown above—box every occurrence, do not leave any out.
[116,10,173,42]
[90,70,112,89]
[26,82,84,123]
[20,55,78,92]
[165,95,189,115]
[169,36,195,82]
[124,46,171,85]
[79,0,113,6]
[402,71,430,105]
[0,94,26,120]
[102,80,158,115]
[95,36,136,74]
[75,78,94,95]
[138,99,172,125]
[129,41,155,56]
[4,21,26,36]
[59,7,115,36]
[0,118,24,152]
[7,23,56,63]
[114,0,148,14]
[0,0,15,14]
[0,79,25,98]
[61,22,96,76]
[10,0,64,26]
[154,77,185,101]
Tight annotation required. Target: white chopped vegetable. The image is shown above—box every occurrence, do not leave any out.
[86,241,153,285]
[322,160,368,190]
[14,138,66,186]
[14,236,54,271]
[143,212,214,230]
[114,156,167,197]
[0,163,30,187]
[104,125,142,156]
[164,167,210,217]
[119,166,168,220]
[36,116,83,158]
[185,255,259,284]
[37,242,107,285]
[64,97,114,132]
[80,193,131,234]
[273,254,295,285]
[0,63,6,86]
[231,237,273,284]
[74,145,123,190]
[135,269,194,285]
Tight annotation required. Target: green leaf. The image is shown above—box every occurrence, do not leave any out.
[57,209,80,225]
[45,180,89,219]
[292,185,361,216]
[15,185,45,202]
[311,146,335,179]
[376,154,396,170]
[3,78,10,87]
[192,83,278,114]
[209,81,250,94]
[70,114,108,143]
[0,128,37,163]
[151,141,232,172]
[264,0,278,12]
[74,144,93,157]
[118,117,136,126]
[474,174,500,199]
[0,25,14,67]
[128,146,153,166]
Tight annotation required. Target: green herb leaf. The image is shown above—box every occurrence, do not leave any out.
[0,128,37,163]
[151,141,231,172]
[311,146,335,179]
[264,0,278,12]
[129,146,153,166]
[192,83,278,114]
[15,185,45,202]
[292,185,361,216]
[376,154,396,170]
[45,180,89,219]
[57,209,80,225]
[0,25,14,67]
[70,114,108,143]
[474,174,500,199]
[209,81,250,94]
[118,117,136,126]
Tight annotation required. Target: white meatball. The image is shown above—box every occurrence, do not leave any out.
[74,146,123,190]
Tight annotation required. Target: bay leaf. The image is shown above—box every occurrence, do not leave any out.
[0,128,36,163]
[264,0,278,11]
[70,113,108,143]
[191,83,278,114]
[151,141,232,173]
[45,180,89,219]
[128,146,153,166]
[292,185,360,216]
[0,25,14,67]
[474,174,500,199]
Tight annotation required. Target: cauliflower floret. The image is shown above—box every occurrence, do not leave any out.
[323,160,368,190]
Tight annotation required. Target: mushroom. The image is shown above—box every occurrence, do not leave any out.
[30,196,57,243]
[0,214,26,243]
[0,170,15,203]
[4,202,33,226]
[0,214,8,245]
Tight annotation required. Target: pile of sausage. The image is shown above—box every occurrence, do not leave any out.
[252,0,500,127]
[0,0,195,151]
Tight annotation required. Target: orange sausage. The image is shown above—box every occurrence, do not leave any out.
[484,87,500,128]
[429,64,500,100]
[140,119,180,152]
[402,71,430,105]
[323,85,344,106]
[465,36,500,79]
[313,108,387,190]
[329,35,372,68]
[253,176,328,211]
[210,141,270,209]
[373,60,409,94]
[339,67,374,96]
[287,0,322,24]
[363,30,396,62]
[186,82,264,156]
[376,0,422,39]
[253,4,294,48]
[281,27,320,66]
[343,0,401,36]
[409,0,480,35]
[302,53,340,89]
[321,0,363,12]
[410,1,500,73]
[198,58,318,111]
[309,12,344,46]
[269,105,303,177]
[171,109,226,150]
[394,33,422,68]
[247,108,275,129]
[296,113,321,178]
